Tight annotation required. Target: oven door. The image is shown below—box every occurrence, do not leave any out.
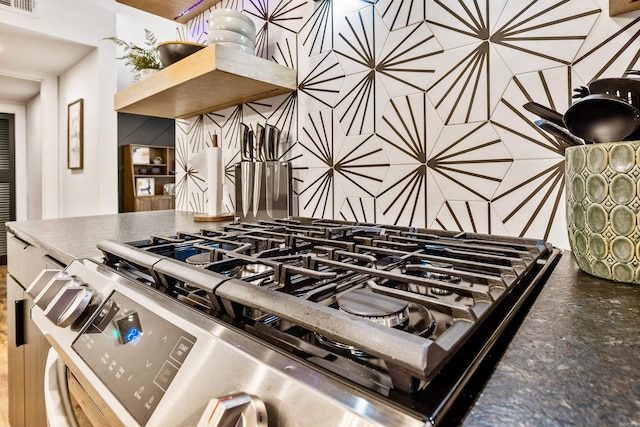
[44,348,107,427]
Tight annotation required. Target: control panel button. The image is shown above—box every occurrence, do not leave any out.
[26,269,62,299]
[170,336,194,365]
[154,361,179,391]
[44,282,93,327]
[116,312,143,344]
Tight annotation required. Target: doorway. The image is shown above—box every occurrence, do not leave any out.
[0,112,15,265]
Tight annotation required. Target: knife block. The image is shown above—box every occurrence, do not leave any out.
[234,161,293,222]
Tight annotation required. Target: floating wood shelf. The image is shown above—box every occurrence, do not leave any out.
[609,0,640,16]
[114,44,297,119]
[116,0,221,24]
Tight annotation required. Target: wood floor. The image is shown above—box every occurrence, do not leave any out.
[1,264,10,427]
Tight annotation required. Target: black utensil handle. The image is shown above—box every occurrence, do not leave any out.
[15,299,25,347]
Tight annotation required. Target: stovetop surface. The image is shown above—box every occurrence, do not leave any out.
[98,217,561,425]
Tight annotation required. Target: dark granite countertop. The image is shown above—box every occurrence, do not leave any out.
[7,211,640,425]
[463,252,640,426]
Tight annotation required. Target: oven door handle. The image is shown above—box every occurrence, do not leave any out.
[44,347,79,427]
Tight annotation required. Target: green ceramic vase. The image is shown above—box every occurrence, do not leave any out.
[566,141,640,284]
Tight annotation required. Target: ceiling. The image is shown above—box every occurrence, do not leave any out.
[0,22,95,104]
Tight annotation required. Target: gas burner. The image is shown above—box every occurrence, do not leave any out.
[429,287,454,296]
[315,289,438,358]
[338,288,409,328]
[226,263,274,286]
[185,252,213,266]
[427,272,462,283]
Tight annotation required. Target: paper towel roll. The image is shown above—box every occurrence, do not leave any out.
[189,147,224,216]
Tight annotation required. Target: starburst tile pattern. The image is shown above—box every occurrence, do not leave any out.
[172,1,640,249]
[573,13,640,82]
[428,121,512,203]
[298,0,333,56]
[432,201,509,235]
[334,7,443,135]
[492,158,568,247]
[425,0,599,125]
[297,110,390,218]
[245,0,311,59]
[492,0,600,75]
[376,92,443,226]
[488,66,582,249]
[492,66,583,160]
[338,197,382,223]
[426,40,512,125]
[297,109,339,217]
[376,0,426,31]
[333,133,389,212]
[297,50,345,111]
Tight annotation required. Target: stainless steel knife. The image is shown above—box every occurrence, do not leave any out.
[240,123,253,219]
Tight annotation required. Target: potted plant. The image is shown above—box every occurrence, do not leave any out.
[104,29,161,81]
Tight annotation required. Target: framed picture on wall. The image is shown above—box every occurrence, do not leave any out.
[67,98,84,169]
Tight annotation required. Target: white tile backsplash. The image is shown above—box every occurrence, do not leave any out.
[174,1,640,249]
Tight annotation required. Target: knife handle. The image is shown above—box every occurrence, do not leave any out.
[241,123,253,161]
[256,124,265,161]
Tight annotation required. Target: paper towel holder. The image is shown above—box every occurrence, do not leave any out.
[192,134,235,222]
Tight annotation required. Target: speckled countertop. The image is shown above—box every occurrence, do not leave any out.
[462,251,640,426]
[7,211,640,426]
[7,210,222,265]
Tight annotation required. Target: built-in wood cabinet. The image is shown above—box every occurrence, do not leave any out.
[123,144,176,212]
[8,234,64,427]
[114,43,297,119]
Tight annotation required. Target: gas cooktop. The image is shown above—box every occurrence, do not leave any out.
[97,217,561,425]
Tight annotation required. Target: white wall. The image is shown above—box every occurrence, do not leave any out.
[58,50,104,217]
[26,94,42,219]
[114,11,175,91]
[0,0,173,219]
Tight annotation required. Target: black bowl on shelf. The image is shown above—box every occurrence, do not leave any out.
[157,41,206,68]
[138,168,148,175]
[150,167,161,175]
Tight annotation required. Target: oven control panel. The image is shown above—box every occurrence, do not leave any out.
[72,291,196,425]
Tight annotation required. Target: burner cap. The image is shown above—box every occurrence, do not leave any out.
[185,252,213,266]
[338,289,409,328]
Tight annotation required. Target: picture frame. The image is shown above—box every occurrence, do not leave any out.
[136,177,155,196]
[132,146,150,164]
[67,98,84,169]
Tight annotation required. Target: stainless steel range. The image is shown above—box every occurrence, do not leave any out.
[28,217,560,426]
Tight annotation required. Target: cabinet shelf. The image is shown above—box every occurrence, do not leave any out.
[116,0,221,24]
[114,43,297,119]
[124,144,176,212]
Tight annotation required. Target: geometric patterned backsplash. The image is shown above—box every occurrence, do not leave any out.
[174,0,640,249]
